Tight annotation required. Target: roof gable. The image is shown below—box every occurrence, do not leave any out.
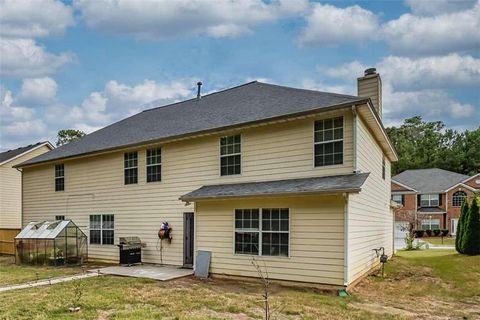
[392,168,470,193]
[0,141,53,165]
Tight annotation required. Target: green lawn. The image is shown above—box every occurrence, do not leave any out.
[0,255,83,286]
[420,237,455,245]
[1,250,479,319]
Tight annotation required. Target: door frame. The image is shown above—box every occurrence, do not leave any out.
[183,212,195,268]
[451,218,458,236]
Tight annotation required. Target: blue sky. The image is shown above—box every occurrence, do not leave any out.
[1,0,479,150]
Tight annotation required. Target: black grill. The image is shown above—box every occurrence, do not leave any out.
[117,236,144,265]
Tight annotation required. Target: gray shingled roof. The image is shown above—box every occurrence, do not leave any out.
[19,81,365,166]
[392,168,470,193]
[180,173,369,201]
[417,207,446,213]
[0,141,50,164]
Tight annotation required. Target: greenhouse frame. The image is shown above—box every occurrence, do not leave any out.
[15,220,88,266]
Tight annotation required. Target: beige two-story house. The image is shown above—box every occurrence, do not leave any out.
[0,141,53,254]
[16,69,397,288]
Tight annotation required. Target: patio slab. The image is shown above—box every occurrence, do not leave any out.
[96,264,193,281]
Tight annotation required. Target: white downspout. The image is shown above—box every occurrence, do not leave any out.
[352,105,359,173]
[343,192,349,286]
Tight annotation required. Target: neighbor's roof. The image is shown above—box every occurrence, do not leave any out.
[0,141,53,166]
[180,173,369,201]
[392,168,470,193]
[18,81,367,167]
[417,207,446,214]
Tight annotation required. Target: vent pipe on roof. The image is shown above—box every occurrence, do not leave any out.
[197,81,203,100]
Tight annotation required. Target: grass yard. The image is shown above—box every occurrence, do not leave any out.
[419,237,455,246]
[1,250,479,319]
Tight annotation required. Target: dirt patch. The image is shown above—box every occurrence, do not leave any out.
[97,309,113,320]
[350,302,417,318]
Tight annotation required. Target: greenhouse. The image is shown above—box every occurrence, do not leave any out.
[15,220,88,266]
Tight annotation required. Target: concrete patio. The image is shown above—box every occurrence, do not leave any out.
[96,264,193,281]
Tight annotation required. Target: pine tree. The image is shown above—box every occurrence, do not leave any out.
[462,198,480,255]
[455,200,469,253]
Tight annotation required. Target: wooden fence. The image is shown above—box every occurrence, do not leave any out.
[0,229,20,255]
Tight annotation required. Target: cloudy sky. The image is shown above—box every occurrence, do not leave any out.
[1,0,479,150]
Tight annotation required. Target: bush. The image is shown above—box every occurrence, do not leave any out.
[433,229,441,236]
[462,198,480,255]
[425,229,433,237]
[441,229,449,237]
[456,201,470,254]
[414,230,425,238]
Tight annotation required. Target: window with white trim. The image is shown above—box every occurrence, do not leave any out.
[90,214,114,245]
[55,164,64,191]
[421,219,440,230]
[220,135,241,176]
[452,191,467,207]
[234,208,289,257]
[420,194,439,207]
[124,152,138,184]
[314,117,343,167]
[392,194,404,205]
[146,148,161,182]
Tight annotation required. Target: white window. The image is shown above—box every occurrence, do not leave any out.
[314,117,343,167]
[220,135,241,176]
[234,208,289,257]
[452,191,467,207]
[146,148,161,182]
[124,152,138,185]
[392,194,404,205]
[421,219,440,230]
[420,194,439,207]
[90,214,114,245]
[55,164,64,191]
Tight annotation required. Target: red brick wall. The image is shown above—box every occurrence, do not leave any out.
[446,186,477,233]
[394,194,416,221]
[392,181,410,191]
[464,175,480,189]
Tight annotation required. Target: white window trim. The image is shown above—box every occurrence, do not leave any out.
[392,194,403,205]
[124,152,138,185]
[451,191,467,207]
[420,218,440,230]
[55,164,64,192]
[89,214,115,245]
[313,116,345,168]
[232,208,291,258]
[219,134,242,177]
[420,194,439,207]
[145,147,162,183]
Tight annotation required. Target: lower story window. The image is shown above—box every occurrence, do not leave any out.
[234,208,289,257]
[55,215,65,221]
[421,219,440,230]
[90,214,114,245]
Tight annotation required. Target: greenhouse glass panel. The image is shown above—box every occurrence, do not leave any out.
[15,220,88,266]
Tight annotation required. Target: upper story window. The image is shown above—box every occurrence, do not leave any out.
[220,135,241,176]
[382,155,386,180]
[314,117,343,167]
[55,164,64,192]
[124,152,138,185]
[89,214,114,245]
[420,194,439,207]
[452,191,467,207]
[234,208,289,257]
[392,194,404,205]
[146,148,161,182]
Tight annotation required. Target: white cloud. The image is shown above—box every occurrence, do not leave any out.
[299,3,379,46]
[321,54,480,91]
[0,86,35,123]
[0,0,74,38]
[17,77,58,105]
[301,78,353,95]
[0,38,73,78]
[383,3,480,55]
[405,0,477,15]
[74,0,308,40]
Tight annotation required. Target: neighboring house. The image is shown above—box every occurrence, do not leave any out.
[0,141,54,254]
[391,168,480,239]
[16,68,398,289]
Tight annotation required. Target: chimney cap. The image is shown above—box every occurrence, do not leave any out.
[364,68,377,76]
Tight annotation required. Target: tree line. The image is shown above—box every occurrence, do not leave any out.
[386,116,480,176]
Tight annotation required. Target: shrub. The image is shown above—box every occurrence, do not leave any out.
[425,229,433,237]
[441,229,449,237]
[456,200,470,253]
[433,229,441,236]
[414,230,425,238]
[462,198,480,255]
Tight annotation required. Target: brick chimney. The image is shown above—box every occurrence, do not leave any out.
[357,68,382,118]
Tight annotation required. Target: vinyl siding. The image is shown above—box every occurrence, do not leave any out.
[357,76,382,117]
[0,145,51,229]
[347,115,393,284]
[195,195,345,286]
[22,109,354,265]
